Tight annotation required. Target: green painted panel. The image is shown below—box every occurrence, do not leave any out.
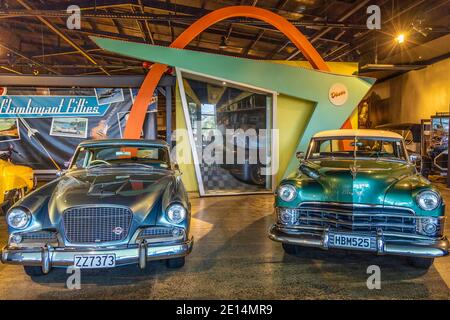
[91,37,375,178]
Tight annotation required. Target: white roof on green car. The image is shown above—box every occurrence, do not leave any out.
[312,129,403,140]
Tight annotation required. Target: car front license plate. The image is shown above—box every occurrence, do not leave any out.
[329,233,375,251]
[74,254,116,269]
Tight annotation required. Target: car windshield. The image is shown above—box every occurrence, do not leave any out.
[307,137,407,162]
[70,144,171,170]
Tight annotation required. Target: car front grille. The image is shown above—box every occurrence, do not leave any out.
[279,203,417,234]
[63,206,133,244]
[138,226,185,243]
[20,231,57,241]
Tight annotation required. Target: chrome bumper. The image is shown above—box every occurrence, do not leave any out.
[269,224,449,258]
[1,238,193,273]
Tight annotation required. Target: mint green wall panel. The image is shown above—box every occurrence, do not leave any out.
[92,37,375,178]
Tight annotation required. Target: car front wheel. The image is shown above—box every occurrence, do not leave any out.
[407,257,435,270]
[166,257,186,269]
[23,266,48,277]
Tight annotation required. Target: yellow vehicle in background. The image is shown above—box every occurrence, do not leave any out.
[0,146,35,214]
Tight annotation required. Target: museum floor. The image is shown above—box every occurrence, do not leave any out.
[0,183,449,300]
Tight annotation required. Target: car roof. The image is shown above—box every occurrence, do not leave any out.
[79,139,169,148]
[312,129,403,140]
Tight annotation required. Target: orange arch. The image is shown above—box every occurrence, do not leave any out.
[124,5,329,139]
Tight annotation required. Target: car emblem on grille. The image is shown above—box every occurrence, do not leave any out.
[350,165,360,180]
[112,226,124,236]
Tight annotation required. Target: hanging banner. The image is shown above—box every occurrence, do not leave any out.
[0,88,157,174]
[0,96,111,118]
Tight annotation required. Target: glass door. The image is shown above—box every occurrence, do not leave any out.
[178,70,275,196]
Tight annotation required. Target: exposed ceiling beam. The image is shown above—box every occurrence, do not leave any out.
[24,0,210,17]
[32,49,103,59]
[0,41,60,75]
[130,1,155,44]
[139,0,155,44]
[327,0,429,62]
[16,0,110,75]
[287,0,370,60]
[6,18,321,55]
[0,66,23,75]
[10,63,141,69]
[242,30,265,56]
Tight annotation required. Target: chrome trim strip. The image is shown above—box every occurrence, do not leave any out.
[269,225,449,258]
[281,207,418,219]
[42,245,51,274]
[138,240,147,270]
[376,229,385,254]
[297,202,417,215]
[296,217,416,229]
[274,224,442,240]
[1,238,194,268]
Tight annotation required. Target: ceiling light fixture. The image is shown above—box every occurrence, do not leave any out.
[395,33,406,44]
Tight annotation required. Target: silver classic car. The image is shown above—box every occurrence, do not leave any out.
[1,139,193,276]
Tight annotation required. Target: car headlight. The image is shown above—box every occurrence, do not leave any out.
[278,184,297,202]
[278,208,299,225]
[166,203,187,224]
[417,217,443,237]
[416,190,441,211]
[6,207,31,229]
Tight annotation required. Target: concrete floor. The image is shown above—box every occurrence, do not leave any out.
[0,184,450,299]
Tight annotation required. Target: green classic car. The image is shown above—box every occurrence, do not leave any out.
[269,129,449,269]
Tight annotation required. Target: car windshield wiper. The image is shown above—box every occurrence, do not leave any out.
[117,163,156,170]
[86,163,111,169]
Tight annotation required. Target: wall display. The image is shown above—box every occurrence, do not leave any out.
[421,113,449,178]
[0,118,20,142]
[94,88,125,105]
[0,87,148,172]
[0,95,112,118]
[328,83,349,106]
[49,117,88,139]
[358,100,370,129]
[130,88,158,112]
[117,111,148,138]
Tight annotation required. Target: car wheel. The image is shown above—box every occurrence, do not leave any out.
[23,266,48,277]
[166,257,186,269]
[282,243,299,255]
[407,257,434,269]
[250,165,265,186]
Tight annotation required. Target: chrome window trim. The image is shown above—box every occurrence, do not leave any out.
[296,202,417,215]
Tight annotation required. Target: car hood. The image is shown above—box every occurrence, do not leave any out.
[43,168,175,225]
[292,159,416,205]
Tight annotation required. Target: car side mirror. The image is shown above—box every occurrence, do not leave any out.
[409,153,421,164]
[296,151,305,162]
